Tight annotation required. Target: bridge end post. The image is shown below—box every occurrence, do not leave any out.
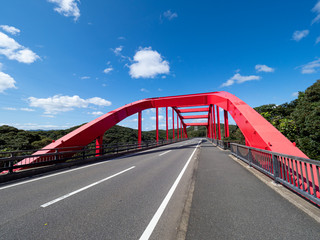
[95,135,103,157]
[172,107,175,141]
[213,104,217,139]
[216,106,221,140]
[138,111,142,147]
[224,110,229,138]
[156,107,159,143]
[166,107,168,141]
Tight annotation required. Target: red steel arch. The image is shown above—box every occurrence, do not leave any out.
[22,91,307,160]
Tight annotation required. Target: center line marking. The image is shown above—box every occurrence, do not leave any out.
[159,150,171,156]
[139,140,201,240]
[41,166,135,208]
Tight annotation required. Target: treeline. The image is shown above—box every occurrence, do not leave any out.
[253,80,320,160]
[0,124,212,152]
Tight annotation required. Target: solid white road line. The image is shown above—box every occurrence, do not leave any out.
[139,140,201,240]
[41,166,135,208]
[0,161,112,191]
[159,150,172,156]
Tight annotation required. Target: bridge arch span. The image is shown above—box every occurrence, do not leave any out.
[20,91,307,164]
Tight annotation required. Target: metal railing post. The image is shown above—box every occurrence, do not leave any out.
[54,149,58,161]
[9,153,13,174]
[236,145,239,158]
[248,148,252,167]
[82,147,86,160]
[272,154,279,184]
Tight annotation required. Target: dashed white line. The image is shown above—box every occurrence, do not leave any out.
[139,140,201,240]
[41,166,135,208]
[159,150,172,156]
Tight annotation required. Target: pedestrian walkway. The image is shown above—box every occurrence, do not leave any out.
[186,140,320,240]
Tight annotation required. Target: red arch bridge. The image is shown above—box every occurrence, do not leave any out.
[4,91,320,204]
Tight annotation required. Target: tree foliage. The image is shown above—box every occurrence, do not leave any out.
[254,80,320,159]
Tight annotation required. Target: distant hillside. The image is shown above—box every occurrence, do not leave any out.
[0,123,240,152]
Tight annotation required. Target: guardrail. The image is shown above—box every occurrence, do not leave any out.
[230,143,320,206]
[0,138,186,175]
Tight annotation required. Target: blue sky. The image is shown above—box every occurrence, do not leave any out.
[0,0,320,130]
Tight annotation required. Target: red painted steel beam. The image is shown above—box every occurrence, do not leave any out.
[172,108,175,139]
[224,110,229,138]
[181,115,208,119]
[178,108,209,113]
[207,106,211,138]
[216,105,221,140]
[95,135,103,157]
[166,107,168,141]
[177,113,179,139]
[213,104,216,139]
[138,111,142,145]
[186,122,208,126]
[156,107,159,142]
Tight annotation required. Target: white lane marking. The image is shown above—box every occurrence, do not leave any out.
[139,140,201,240]
[159,150,171,156]
[0,161,113,191]
[1,140,192,191]
[41,166,135,208]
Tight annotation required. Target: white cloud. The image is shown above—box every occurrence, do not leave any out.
[112,46,123,56]
[3,107,17,111]
[0,71,16,93]
[150,116,164,121]
[221,73,261,87]
[28,95,111,114]
[299,59,320,74]
[118,36,125,40]
[316,36,320,44]
[48,0,80,21]
[0,32,39,63]
[312,1,320,24]
[80,76,90,79]
[163,10,178,20]
[255,64,275,73]
[87,97,111,106]
[0,25,20,35]
[129,47,170,78]
[103,67,113,74]
[41,114,55,118]
[2,107,34,112]
[20,108,35,112]
[0,122,72,130]
[292,92,299,97]
[140,88,149,92]
[90,111,104,116]
[292,30,309,42]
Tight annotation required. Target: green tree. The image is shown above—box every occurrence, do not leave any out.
[291,80,320,159]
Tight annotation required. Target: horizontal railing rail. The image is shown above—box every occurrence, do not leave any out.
[207,138,231,150]
[230,143,320,206]
[0,138,187,174]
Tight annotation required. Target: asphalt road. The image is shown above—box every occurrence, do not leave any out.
[0,139,201,240]
[186,140,320,240]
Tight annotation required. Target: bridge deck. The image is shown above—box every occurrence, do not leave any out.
[186,140,320,240]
